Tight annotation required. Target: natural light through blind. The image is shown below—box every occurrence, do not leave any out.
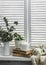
[31,0,46,46]
[0,0,24,37]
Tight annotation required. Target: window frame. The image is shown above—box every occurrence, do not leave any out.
[24,0,31,43]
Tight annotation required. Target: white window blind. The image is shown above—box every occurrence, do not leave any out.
[31,0,46,46]
[0,0,24,37]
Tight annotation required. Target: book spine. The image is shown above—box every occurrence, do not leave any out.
[13,50,33,55]
[13,50,26,53]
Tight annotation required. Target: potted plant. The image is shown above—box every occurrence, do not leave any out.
[0,17,18,55]
[14,33,24,49]
[14,33,30,51]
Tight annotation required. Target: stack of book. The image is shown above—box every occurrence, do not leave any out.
[12,48,33,58]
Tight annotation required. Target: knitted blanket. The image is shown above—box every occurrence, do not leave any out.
[31,45,46,65]
[31,55,46,65]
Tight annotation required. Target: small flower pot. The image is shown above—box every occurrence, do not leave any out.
[15,40,23,49]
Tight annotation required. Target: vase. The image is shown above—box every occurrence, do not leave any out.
[10,40,15,55]
[3,42,10,56]
[0,41,4,56]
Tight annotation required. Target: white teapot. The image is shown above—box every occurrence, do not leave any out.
[19,41,30,51]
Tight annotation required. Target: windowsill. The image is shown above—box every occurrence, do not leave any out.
[0,56,31,61]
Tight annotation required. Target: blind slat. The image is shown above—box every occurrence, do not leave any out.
[31,0,46,45]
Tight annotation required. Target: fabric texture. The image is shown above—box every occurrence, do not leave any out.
[31,44,46,65]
